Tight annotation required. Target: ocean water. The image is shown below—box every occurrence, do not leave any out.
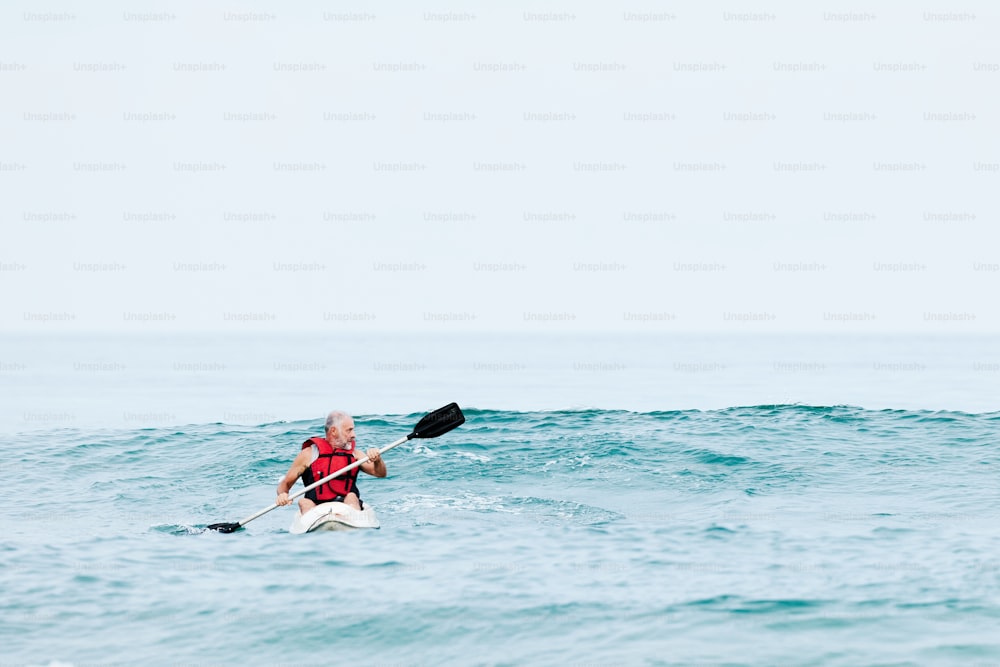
[2,335,1000,666]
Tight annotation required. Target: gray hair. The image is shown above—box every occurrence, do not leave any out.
[325,410,351,432]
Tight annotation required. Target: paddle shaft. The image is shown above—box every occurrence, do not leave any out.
[235,435,409,528]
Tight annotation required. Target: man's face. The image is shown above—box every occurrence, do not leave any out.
[328,418,356,448]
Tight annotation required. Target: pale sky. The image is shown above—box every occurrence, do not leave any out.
[2,1,997,333]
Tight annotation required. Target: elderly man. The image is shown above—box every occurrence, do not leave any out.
[276,411,386,513]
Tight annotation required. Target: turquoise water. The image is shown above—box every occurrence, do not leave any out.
[3,405,999,666]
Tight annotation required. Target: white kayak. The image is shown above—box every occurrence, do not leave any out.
[289,502,380,534]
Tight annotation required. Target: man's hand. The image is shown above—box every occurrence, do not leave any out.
[276,492,291,506]
[362,447,387,477]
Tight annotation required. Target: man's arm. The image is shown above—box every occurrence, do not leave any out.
[359,448,387,478]
[276,448,312,505]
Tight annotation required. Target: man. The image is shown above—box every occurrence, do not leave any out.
[276,410,386,513]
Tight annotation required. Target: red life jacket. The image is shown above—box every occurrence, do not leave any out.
[301,437,360,503]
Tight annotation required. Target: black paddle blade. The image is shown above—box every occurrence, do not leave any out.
[206,522,242,533]
[410,402,465,439]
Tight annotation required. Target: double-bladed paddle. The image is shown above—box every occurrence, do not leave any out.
[207,402,466,533]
